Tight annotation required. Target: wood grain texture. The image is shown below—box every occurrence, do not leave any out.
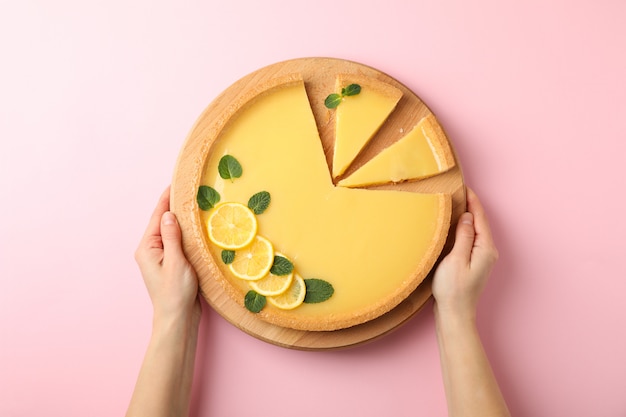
[171,57,465,350]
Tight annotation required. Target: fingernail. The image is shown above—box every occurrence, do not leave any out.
[162,211,176,225]
[461,212,473,225]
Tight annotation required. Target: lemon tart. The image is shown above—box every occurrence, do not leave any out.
[171,58,464,345]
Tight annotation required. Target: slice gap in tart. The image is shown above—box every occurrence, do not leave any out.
[331,74,402,179]
[337,113,456,188]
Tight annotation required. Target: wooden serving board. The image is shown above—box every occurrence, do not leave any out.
[171,57,465,350]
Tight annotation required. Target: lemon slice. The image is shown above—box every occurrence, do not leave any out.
[249,253,294,296]
[249,271,294,296]
[207,202,257,250]
[268,273,306,310]
[229,235,274,280]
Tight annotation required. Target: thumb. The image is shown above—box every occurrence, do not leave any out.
[450,212,476,262]
[160,211,185,259]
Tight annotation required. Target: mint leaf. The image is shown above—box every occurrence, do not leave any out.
[270,255,294,276]
[197,185,220,210]
[244,290,266,313]
[325,84,361,109]
[324,93,342,109]
[304,279,334,303]
[248,191,271,214]
[218,155,242,180]
[221,250,235,264]
[342,83,361,96]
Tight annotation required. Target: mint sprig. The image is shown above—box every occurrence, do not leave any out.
[304,279,334,303]
[270,255,294,276]
[248,191,271,214]
[245,290,266,313]
[324,83,361,109]
[221,250,235,264]
[197,185,220,210]
[218,155,243,180]
[324,93,342,109]
[342,84,361,96]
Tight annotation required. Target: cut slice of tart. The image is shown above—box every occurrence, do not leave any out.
[338,113,456,187]
[331,74,402,178]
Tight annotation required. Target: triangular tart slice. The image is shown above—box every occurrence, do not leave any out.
[338,113,456,187]
[331,74,402,178]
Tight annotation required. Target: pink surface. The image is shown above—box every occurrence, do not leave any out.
[1,1,625,415]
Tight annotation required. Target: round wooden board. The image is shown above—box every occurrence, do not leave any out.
[171,57,465,350]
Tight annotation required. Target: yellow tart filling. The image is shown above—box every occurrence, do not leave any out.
[198,78,451,330]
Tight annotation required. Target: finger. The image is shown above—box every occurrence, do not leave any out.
[135,187,171,267]
[466,187,495,249]
[140,187,171,249]
[449,211,476,262]
[160,211,186,262]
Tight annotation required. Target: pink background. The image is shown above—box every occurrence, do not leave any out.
[1,1,625,416]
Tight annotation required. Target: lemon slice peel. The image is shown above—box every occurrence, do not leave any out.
[268,273,306,310]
